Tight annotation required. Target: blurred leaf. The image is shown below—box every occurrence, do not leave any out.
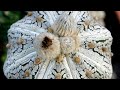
[1,53,7,62]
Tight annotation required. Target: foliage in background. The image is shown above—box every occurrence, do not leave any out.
[0,11,25,63]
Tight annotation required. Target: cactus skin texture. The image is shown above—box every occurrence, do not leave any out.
[3,11,113,79]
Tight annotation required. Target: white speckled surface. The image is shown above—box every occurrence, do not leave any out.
[3,11,113,79]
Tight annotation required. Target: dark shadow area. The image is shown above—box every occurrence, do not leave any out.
[105,11,120,79]
[0,55,6,79]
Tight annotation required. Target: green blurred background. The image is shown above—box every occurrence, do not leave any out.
[0,11,26,79]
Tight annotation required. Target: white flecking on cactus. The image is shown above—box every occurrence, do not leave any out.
[3,11,113,79]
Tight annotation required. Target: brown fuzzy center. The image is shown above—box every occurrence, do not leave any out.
[42,37,52,49]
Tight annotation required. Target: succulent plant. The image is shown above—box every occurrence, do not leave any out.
[3,11,113,79]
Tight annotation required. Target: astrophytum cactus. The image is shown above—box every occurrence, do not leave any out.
[3,11,113,79]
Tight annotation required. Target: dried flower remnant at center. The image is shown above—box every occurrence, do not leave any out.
[52,12,78,37]
[42,37,52,49]
[33,32,61,60]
